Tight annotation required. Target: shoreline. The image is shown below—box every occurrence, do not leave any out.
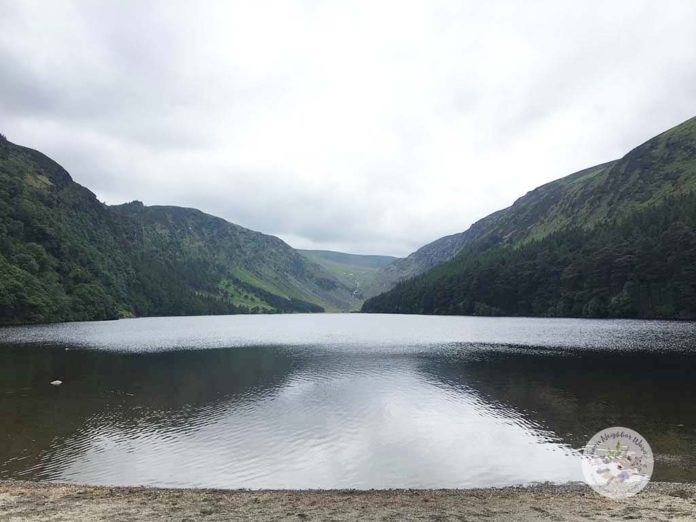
[1,481,695,521]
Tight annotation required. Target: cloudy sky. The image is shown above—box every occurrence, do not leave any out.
[1,1,696,256]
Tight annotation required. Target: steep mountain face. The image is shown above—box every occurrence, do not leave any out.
[364,116,696,319]
[111,203,355,314]
[298,249,396,308]
[0,136,352,325]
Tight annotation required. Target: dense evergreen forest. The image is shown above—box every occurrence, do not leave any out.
[363,192,696,318]
[364,116,696,319]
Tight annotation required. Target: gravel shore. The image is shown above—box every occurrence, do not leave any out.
[1,481,695,521]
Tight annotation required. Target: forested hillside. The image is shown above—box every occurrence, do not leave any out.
[363,116,696,319]
[0,136,352,325]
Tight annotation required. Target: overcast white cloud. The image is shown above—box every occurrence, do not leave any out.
[1,0,696,255]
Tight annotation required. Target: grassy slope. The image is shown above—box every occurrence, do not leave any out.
[470,116,696,249]
[111,203,356,313]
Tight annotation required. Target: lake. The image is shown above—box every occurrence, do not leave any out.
[1,314,695,489]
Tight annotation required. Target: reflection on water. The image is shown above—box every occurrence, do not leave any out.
[1,314,695,488]
[421,348,696,482]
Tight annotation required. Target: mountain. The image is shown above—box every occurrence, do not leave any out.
[363,116,696,319]
[109,203,356,314]
[0,135,354,325]
[367,212,505,297]
[298,249,396,308]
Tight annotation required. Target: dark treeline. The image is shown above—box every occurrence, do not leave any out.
[363,192,696,319]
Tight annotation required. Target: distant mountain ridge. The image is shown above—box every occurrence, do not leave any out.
[364,116,696,319]
[298,250,395,269]
[298,249,396,308]
[0,136,355,324]
[367,211,505,297]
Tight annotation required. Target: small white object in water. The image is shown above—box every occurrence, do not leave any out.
[50,380,63,386]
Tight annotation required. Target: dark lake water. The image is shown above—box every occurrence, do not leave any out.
[1,314,695,489]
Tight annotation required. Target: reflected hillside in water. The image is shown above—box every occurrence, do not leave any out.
[0,345,301,481]
[2,314,696,488]
[1,342,581,488]
[418,345,696,481]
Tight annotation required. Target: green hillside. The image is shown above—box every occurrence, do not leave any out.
[0,136,354,325]
[298,249,396,308]
[363,116,696,319]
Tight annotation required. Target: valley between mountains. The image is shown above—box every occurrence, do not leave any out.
[2,115,696,324]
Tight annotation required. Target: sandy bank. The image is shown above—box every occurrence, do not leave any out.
[1,481,695,521]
